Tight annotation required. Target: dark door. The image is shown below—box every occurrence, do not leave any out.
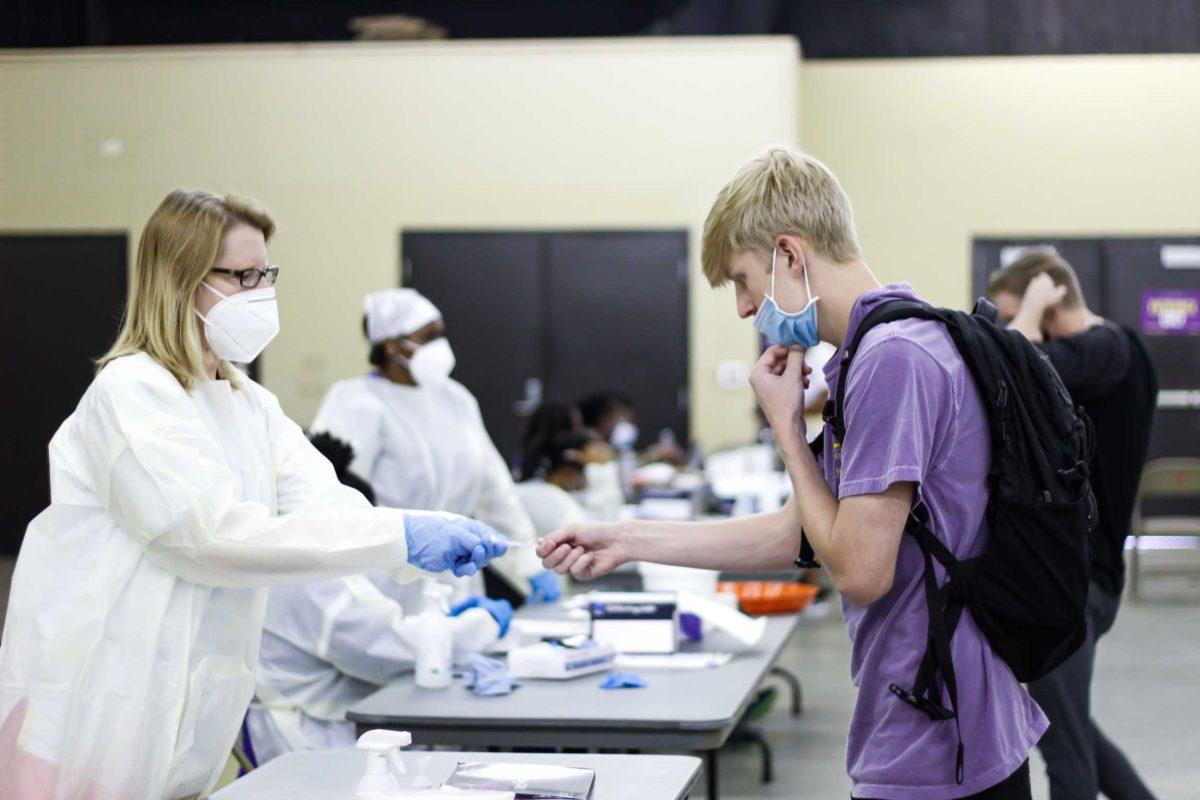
[403,233,544,461]
[1102,238,1200,462]
[545,231,689,451]
[0,234,127,553]
[403,230,689,461]
[972,238,1104,307]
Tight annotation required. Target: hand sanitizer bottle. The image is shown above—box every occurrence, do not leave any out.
[415,579,453,689]
[355,729,411,799]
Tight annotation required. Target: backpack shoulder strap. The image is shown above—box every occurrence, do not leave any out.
[794,430,825,568]
[831,299,946,442]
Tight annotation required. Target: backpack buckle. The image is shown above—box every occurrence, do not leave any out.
[889,683,956,722]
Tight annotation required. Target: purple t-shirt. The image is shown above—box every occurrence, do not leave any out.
[822,284,1047,799]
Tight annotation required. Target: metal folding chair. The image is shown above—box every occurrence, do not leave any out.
[1128,458,1200,600]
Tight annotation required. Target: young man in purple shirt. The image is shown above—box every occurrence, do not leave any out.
[537,148,1046,799]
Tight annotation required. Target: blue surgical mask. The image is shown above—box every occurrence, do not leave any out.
[753,247,820,348]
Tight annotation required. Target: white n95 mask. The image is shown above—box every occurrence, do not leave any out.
[611,420,639,450]
[194,282,280,364]
[399,338,456,387]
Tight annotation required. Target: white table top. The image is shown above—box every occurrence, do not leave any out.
[211,748,703,800]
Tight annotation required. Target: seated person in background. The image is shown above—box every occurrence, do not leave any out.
[515,431,596,538]
[988,249,1159,800]
[523,400,623,520]
[311,288,561,605]
[247,434,513,765]
[578,389,687,465]
[308,431,377,503]
[517,400,591,481]
[248,572,510,765]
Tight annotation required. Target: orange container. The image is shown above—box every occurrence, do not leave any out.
[718,581,820,615]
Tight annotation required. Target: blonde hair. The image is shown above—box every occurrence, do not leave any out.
[987,247,1085,310]
[98,189,275,388]
[701,147,860,287]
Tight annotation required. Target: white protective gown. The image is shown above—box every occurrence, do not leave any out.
[513,480,587,539]
[311,373,542,600]
[0,354,427,800]
[246,573,499,765]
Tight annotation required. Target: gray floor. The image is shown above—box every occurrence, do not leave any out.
[1,559,1197,799]
[719,574,1200,800]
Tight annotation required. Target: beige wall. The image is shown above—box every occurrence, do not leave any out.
[8,45,1196,452]
[801,55,1200,308]
[0,37,800,450]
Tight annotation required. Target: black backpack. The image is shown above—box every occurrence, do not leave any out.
[798,297,1095,784]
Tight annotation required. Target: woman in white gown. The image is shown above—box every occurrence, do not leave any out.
[0,190,504,800]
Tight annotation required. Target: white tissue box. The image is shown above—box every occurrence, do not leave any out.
[507,641,616,680]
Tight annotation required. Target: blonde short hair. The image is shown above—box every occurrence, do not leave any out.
[701,147,860,286]
[98,189,275,388]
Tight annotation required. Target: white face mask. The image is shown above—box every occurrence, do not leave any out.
[397,337,456,387]
[194,281,280,364]
[611,420,639,450]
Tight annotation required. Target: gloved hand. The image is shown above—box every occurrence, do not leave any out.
[403,513,508,578]
[527,569,563,604]
[450,595,514,637]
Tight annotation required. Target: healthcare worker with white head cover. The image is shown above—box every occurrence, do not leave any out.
[0,190,506,800]
[311,288,561,603]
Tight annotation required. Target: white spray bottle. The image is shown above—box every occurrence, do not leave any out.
[415,578,454,689]
[355,729,411,799]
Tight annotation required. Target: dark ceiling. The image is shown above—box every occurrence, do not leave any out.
[3,0,1199,58]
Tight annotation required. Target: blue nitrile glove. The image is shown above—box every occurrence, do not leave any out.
[461,654,516,697]
[450,596,515,638]
[527,569,563,604]
[600,672,647,690]
[679,612,703,642]
[403,514,508,577]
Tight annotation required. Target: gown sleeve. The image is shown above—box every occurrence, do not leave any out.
[74,357,424,588]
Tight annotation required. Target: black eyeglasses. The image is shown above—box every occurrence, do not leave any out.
[210,265,279,288]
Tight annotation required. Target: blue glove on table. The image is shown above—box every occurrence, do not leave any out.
[527,569,563,604]
[600,672,647,690]
[450,595,515,637]
[462,654,516,697]
[404,514,508,577]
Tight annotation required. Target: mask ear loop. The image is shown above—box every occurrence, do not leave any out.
[768,245,820,316]
[801,250,819,311]
[193,281,229,325]
[393,339,418,369]
[769,247,779,299]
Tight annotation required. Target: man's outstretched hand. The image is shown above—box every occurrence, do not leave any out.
[536,521,630,581]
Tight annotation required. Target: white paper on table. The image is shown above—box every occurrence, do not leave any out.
[676,590,768,648]
[615,652,734,670]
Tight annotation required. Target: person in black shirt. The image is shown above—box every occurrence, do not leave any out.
[989,248,1159,800]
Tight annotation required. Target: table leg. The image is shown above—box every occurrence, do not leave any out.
[770,666,803,717]
[705,749,719,799]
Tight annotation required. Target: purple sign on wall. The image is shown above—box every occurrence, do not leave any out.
[1142,290,1200,336]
